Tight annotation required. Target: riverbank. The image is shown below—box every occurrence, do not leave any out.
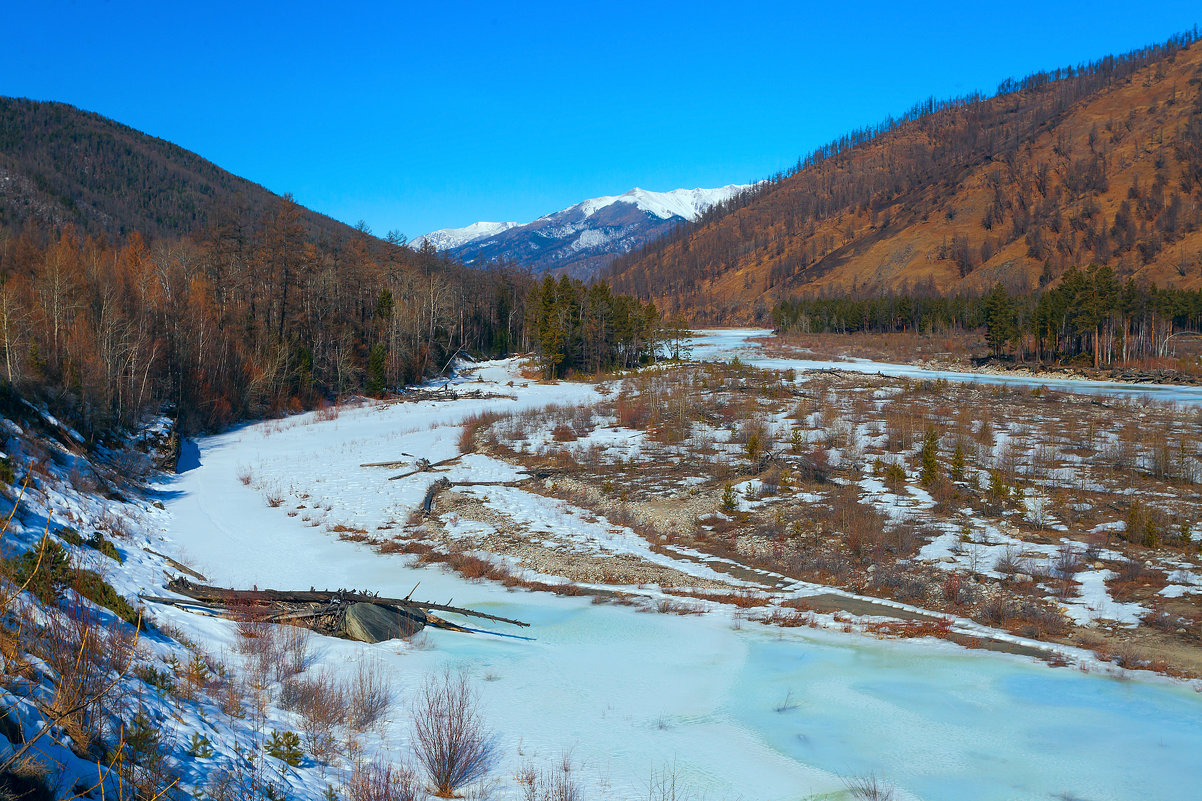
[753,330,1202,388]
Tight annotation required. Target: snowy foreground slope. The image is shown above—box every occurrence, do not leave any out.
[148,354,1202,801]
[3,343,1202,800]
[413,185,752,278]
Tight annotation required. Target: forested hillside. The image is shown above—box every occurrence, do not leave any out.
[607,32,1202,322]
[0,97,353,239]
[0,100,672,438]
[0,209,528,435]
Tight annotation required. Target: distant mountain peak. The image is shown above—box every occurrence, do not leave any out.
[562,184,750,224]
[411,220,521,251]
[414,184,751,277]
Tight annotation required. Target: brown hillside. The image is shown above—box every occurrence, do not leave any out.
[607,34,1202,322]
[0,97,355,241]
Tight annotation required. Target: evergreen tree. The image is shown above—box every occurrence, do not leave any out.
[366,342,388,397]
[918,427,940,486]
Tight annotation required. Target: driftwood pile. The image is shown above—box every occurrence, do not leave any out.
[384,386,517,404]
[141,578,529,644]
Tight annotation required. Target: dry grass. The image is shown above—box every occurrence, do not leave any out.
[458,411,503,453]
[344,761,422,801]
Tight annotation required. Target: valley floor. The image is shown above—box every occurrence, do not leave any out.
[140,332,1202,800]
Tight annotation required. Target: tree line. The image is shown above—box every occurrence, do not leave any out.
[524,275,676,378]
[0,198,533,437]
[980,265,1202,367]
[773,266,1202,368]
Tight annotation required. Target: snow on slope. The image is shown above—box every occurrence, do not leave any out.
[567,184,749,222]
[412,220,521,250]
[413,185,751,253]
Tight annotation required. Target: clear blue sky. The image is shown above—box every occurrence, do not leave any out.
[4,2,1199,239]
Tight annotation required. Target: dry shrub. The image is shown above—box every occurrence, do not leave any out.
[753,607,815,627]
[235,605,312,685]
[443,550,512,583]
[941,572,965,606]
[519,753,582,801]
[671,589,767,608]
[654,598,705,616]
[348,658,393,731]
[647,760,698,801]
[548,423,576,443]
[862,617,954,640]
[274,624,313,682]
[344,761,421,801]
[411,670,499,798]
[40,596,139,753]
[845,773,895,801]
[202,741,288,801]
[992,546,1024,575]
[615,394,651,429]
[980,594,1068,638]
[280,669,347,762]
[458,411,502,453]
[314,400,340,422]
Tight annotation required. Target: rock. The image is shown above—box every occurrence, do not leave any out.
[152,500,165,510]
[342,603,426,643]
[0,708,23,745]
[1013,573,1034,583]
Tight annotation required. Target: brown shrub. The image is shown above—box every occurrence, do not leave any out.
[458,411,503,453]
[411,670,499,798]
[344,762,422,801]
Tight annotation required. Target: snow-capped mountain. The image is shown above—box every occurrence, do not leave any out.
[414,184,752,278]
[411,220,521,251]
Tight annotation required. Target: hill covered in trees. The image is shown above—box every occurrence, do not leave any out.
[0,101,676,439]
[606,31,1202,323]
[0,97,355,240]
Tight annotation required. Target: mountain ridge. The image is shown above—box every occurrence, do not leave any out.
[415,184,752,277]
[605,32,1202,322]
[0,96,356,241]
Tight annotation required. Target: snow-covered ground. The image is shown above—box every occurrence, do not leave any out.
[146,353,1202,801]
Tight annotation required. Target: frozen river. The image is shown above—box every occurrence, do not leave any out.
[154,347,1202,801]
[691,327,1202,407]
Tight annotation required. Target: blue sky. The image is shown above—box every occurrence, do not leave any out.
[4,2,1199,239]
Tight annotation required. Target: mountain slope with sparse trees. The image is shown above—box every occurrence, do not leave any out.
[606,31,1202,323]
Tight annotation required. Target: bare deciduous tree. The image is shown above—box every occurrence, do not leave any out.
[410,669,498,798]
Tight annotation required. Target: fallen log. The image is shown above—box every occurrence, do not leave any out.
[360,453,415,468]
[388,454,462,481]
[379,388,517,405]
[145,548,208,581]
[161,577,530,628]
[421,478,452,515]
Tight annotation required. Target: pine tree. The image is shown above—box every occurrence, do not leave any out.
[720,483,739,515]
[366,342,388,397]
[950,441,966,483]
[918,427,940,486]
[983,283,1017,357]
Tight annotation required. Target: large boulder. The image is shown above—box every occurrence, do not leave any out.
[342,603,426,643]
